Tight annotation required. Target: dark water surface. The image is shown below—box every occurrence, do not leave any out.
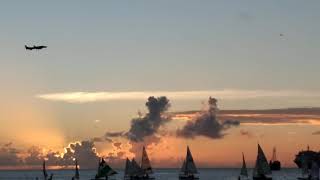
[0,168,300,180]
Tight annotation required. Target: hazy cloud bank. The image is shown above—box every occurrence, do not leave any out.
[36,90,320,103]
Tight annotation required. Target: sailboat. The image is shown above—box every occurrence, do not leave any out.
[93,158,117,180]
[43,160,53,180]
[140,146,155,180]
[43,160,48,180]
[124,158,134,180]
[132,158,144,179]
[238,153,249,180]
[72,159,80,180]
[253,144,272,180]
[124,147,155,180]
[179,146,199,180]
[269,147,281,171]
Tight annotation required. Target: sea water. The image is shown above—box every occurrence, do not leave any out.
[0,168,301,180]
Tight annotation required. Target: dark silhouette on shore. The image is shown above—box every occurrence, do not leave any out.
[25,45,47,50]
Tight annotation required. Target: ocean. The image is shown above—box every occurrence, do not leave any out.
[0,168,301,180]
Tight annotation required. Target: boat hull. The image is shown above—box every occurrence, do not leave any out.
[297,178,320,180]
[297,178,309,180]
[269,161,281,171]
[179,175,199,180]
[253,176,272,180]
[124,176,155,180]
[238,176,250,180]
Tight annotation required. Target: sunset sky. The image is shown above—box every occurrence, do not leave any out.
[1,1,320,169]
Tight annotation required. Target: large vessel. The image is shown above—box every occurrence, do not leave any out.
[179,146,199,180]
[310,161,319,180]
[253,144,272,180]
[294,146,320,169]
[239,153,249,180]
[297,157,310,180]
[269,147,281,171]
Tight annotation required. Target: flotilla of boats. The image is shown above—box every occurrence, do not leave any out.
[39,144,320,180]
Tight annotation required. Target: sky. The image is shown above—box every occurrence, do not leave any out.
[0,0,320,169]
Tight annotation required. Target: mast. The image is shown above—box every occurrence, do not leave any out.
[141,146,153,174]
[43,160,48,180]
[271,147,277,162]
[240,153,248,177]
[253,144,271,177]
[75,159,79,179]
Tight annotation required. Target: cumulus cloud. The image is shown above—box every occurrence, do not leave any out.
[127,96,170,142]
[173,108,320,125]
[61,141,100,169]
[312,131,320,135]
[0,141,104,169]
[105,131,126,138]
[0,143,21,166]
[113,142,122,150]
[36,90,320,103]
[177,97,240,139]
[240,130,255,138]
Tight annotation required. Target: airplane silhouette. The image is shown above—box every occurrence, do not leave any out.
[25,45,47,50]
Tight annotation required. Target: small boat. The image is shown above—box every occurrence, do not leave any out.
[179,146,199,180]
[269,147,281,171]
[124,158,134,180]
[132,158,145,180]
[43,160,53,180]
[238,153,249,180]
[93,158,117,180]
[124,146,155,180]
[253,144,272,180]
[140,146,155,180]
[72,159,80,180]
[43,160,48,180]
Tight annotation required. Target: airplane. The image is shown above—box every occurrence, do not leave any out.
[25,45,47,50]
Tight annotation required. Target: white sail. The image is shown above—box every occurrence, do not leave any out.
[141,146,153,174]
[240,153,248,177]
[183,146,198,174]
[311,161,319,180]
[253,144,272,178]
